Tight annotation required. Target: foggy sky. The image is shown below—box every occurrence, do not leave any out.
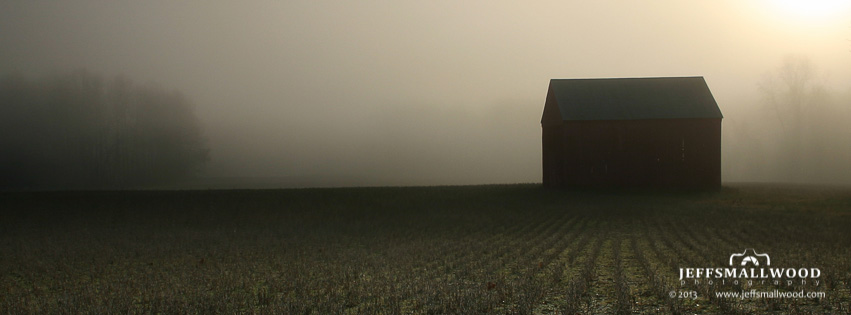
[2,1,851,187]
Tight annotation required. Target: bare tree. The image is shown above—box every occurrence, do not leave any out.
[759,55,844,183]
[760,55,817,180]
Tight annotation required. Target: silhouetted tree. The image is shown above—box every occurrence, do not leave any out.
[759,55,846,183]
[0,70,209,189]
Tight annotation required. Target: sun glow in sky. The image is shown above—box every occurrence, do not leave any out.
[769,0,851,20]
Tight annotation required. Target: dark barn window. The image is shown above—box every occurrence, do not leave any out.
[541,77,723,189]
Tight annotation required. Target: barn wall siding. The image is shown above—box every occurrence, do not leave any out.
[544,118,720,189]
[542,126,563,187]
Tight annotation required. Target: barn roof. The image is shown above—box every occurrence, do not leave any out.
[547,76,723,121]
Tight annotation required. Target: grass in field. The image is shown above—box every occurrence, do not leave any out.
[1,184,850,313]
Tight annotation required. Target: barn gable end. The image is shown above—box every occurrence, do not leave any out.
[541,76,723,189]
[541,82,564,126]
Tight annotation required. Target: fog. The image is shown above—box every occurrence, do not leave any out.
[2,1,851,188]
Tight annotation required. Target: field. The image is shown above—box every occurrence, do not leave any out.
[1,184,850,314]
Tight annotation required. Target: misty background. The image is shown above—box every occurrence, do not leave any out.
[2,1,851,188]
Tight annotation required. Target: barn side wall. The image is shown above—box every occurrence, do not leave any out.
[542,125,563,187]
[541,85,564,187]
[554,118,721,189]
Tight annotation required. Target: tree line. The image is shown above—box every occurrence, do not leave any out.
[725,55,851,184]
[0,70,209,189]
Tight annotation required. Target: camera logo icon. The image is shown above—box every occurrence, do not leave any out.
[729,248,770,266]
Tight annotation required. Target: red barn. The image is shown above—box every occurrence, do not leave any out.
[541,77,723,189]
